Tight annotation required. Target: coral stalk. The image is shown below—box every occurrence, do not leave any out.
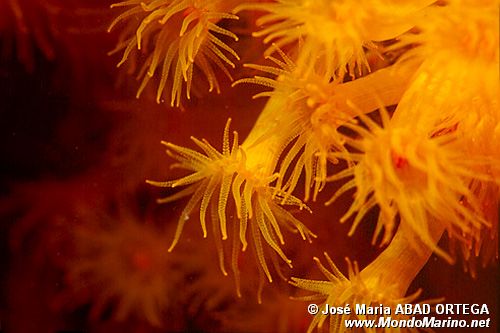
[147,113,315,294]
[292,222,444,333]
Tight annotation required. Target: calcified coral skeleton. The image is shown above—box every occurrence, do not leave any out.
[108,0,241,107]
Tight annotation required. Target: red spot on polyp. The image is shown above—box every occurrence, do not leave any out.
[131,250,152,271]
[391,150,408,169]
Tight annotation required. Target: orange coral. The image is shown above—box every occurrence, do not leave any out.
[65,211,175,326]
[292,224,444,333]
[235,0,433,78]
[326,108,495,260]
[147,119,315,295]
[109,0,241,106]
[1,0,498,332]
[0,0,56,69]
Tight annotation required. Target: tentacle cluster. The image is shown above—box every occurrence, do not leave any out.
[291,252,424,333]
[234,47,355,202]
[235,0,432,79]
[147,119,315,295]
[109,0,241,107]
[326,108,496,261]
[66,214,175,326]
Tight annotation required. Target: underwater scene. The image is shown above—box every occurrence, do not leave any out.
[0,0,498,332]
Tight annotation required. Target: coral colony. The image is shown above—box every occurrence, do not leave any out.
[0,0,498,332]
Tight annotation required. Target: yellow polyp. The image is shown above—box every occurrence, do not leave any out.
[109,0,240,107]
[235,47,371,202]
[390,0,499,131]
[7,0,499,328]
[327,106,495,258]
[414,1,498,65]
[148,118,314,290]
[292,224,442,333]
[237,0,428,79]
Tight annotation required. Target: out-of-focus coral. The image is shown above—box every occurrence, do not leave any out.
[0,0,57,70]
[59,210,177,327]
[0,0,113,72]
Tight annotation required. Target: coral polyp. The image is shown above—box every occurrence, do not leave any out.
[1,0,498,332]
[235,0,431,78]
[109,0,241,107]
[65,214,175,326]
[291,254,422,333]
[327,108,494,260]
[147,119,315,294]
[234,48,353,202]
[0,0,56,70]
[292,224,442,333]
[391,0,499,134]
